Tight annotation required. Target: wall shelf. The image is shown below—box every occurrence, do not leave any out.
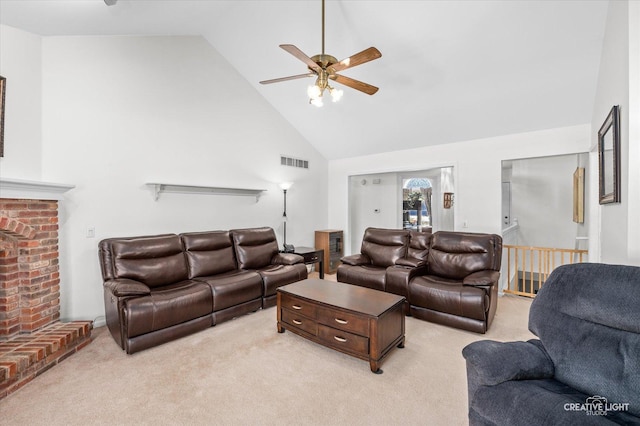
[145,183,266,201]
[0,178,75,201]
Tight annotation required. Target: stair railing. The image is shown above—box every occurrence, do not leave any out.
[503,245,588,298]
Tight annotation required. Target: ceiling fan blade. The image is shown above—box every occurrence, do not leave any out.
[279,44,321,72]
[260,73,315,85]
[331,74,379,95]
[329,47,381,73]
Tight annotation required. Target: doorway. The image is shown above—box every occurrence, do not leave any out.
[347,167,454,253]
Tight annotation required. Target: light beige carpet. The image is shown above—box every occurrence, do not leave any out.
[0,286,534,426]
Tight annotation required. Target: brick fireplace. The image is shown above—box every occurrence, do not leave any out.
[0,179,92,399]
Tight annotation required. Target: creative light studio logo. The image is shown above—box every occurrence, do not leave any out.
[564,395,630,417]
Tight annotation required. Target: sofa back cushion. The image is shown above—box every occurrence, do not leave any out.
[100,234,189,287]
[529,263,640,417]
[361,228,409,267]
[408,230,431,263]
[428,231,502,280]
[231,227,279,270]
[180,231,237,278]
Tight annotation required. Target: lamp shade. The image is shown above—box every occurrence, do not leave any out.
[279,182,293,191]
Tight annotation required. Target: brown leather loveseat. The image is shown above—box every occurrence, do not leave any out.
[98,227,307,354]
[337,228,502,333]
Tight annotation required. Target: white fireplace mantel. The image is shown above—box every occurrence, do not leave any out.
[0,178,75,201]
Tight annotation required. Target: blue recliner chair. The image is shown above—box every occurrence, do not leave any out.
[462,263,640,425]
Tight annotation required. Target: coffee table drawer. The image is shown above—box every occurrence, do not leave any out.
[318,324,369,356]
[279,293,317,319]
[281,308,318,336]
[317,307,369,336]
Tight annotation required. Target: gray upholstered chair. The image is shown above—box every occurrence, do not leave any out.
[462,263,640,425]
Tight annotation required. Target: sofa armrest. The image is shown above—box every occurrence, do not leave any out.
[340,253,371,266]
[463,270,500,287]
[462,339,554,387]
[272,253,304,265]
[385,264,428,298]
[395,256,426,268]
[104,279,151,297]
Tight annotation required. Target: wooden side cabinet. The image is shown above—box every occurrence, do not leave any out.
[315,230,343,275]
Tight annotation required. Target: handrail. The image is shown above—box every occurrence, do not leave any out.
[503,244,588,298]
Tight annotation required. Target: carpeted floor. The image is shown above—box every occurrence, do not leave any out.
[0,280,534,426]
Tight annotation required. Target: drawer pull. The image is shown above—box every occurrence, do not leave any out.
[335,318,348,325]
[334,336,347,343]
[292,319,302,325]
[292,305,303,310]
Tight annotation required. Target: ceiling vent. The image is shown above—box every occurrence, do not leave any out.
[281,156,309,169]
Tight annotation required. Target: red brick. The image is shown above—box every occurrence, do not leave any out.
[17,240,39,248]
[27,203,54,210]
[0,362,17,378]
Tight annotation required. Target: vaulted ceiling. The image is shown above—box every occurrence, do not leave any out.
[0,0,609,160]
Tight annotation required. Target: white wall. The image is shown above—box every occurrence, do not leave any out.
[629,0,640,260]
[510,154,587,250]
[1,32,328,324]
[348,172,400,251]
[0,26,42,179]
[591,0,640,265]
[329,125,590,254]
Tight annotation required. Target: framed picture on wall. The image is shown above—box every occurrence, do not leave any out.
[573,167,584,223]
[597,105,621,204]
[0,75,5,158]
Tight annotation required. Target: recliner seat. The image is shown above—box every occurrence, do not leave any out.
[231,227,308,308]
[409,231,502,333]
[462,263,640,425]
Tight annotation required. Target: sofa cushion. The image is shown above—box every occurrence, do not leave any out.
[360,228,409,267]
[123,280,212,338]
[258,263,308,298]
[428,232,500,280]
[195,270,262,312]
[409,275,488,321]
[471,378,637,425]
[109,235,189,288]
[406,230,431,265]
[231,227,279,270]
[181,231,237,278]
[337,264,386,291]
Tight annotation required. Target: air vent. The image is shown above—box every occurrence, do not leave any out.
[281,156,309,169]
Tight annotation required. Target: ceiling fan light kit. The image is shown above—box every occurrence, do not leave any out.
[260,0,381,107]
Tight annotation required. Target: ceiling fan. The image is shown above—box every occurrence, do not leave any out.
[259,0,382,106]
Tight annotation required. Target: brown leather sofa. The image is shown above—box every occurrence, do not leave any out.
[338,228,502,333]
[98,227,307,354]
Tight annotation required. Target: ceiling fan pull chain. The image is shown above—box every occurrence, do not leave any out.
[321,0,325,55]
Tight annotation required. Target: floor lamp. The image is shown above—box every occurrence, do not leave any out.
[279,182,293,252]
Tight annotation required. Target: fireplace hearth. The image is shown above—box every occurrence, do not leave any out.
[0,180,92,399]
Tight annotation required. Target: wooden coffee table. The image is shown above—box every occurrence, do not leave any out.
[277,278,405,374]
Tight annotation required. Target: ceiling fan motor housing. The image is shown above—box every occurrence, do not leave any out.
[310,54,338,69]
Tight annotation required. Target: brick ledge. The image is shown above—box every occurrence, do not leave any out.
[0,320,93,399]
